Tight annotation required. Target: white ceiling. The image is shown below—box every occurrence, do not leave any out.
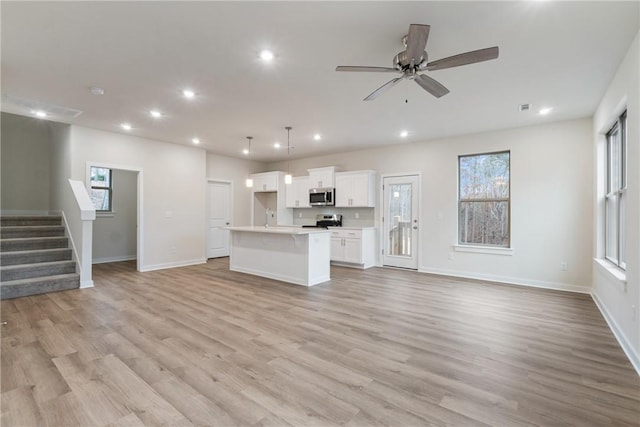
[1,1,638,162]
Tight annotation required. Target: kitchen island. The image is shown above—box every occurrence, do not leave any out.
[225,226,331,286]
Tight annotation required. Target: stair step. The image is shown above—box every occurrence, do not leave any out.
[1,216,62,227]
[0,236,69,252]
[1,273,80,300]
[1,260,76,281]
[1,225,65,239]
[0,248,72,266]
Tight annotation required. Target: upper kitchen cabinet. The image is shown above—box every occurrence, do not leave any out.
[285,176,311,208]
[335,170,377,207]
[307,166,338,189]
[250,171,280,192]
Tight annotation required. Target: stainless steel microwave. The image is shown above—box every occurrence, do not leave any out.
[309,187,335,206]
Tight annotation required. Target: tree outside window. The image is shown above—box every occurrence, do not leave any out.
[458,151,510,247]
[90,167,113,211]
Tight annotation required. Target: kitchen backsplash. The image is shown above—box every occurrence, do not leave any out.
[292,207,375,227]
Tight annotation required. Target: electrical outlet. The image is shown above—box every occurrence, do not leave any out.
[298,212,302,218]
[170,245,177,254]
[560,261,568,271]
[355,212,360,219]
[632,305,637,322]
[448,252,454,260]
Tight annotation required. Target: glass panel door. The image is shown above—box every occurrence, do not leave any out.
[383,175,419,269]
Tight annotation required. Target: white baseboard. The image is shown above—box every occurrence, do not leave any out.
[417,266,591,294]
[140,258,206,272]
[592,291,640,376]
[80,280,94,288]
[92,255,137,265]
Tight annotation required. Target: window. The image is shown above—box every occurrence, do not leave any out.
[458,151,510,247]
[605,111,626,269]
[90,167,113,211]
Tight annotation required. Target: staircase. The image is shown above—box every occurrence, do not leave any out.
[1,215,79,299]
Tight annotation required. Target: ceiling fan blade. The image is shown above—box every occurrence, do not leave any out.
[335,66,399,73]
[364,77,404,101]
[426,46,499,71]
[415,74,449,98]
[405,24,430,63]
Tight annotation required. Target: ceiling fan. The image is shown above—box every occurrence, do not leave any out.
[336,24,499,101]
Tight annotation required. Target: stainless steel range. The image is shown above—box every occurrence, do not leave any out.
[302,214,342,229]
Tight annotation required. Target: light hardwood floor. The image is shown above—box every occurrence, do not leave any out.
[2,258,639,426]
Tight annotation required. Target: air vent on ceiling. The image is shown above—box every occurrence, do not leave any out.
[519,103,530,112]
[1,94,83,118]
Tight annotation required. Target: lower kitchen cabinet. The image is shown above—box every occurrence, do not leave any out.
[329,228,376,269]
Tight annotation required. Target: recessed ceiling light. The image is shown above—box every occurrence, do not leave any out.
[192,138,200,144]
[538,107,553,115]
[150,110,162,118]
[90,86,105,96]
[260,50,274,61]
[182,89,195,99]
[242,148,249,155]
[274,142,281,148]
[121,123,132,130]
[313,134,322,141]
[400,130,409,138]
[32,110,47,118]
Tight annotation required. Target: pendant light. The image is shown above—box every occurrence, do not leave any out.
[245,136,254,188]
[284,126,292,185]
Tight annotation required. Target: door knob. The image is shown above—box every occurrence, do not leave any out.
[226,222,230,225]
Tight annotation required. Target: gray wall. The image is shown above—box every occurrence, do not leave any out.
[92,169,138,263]
[1,112,53,212]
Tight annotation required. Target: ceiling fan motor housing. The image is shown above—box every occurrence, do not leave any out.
[394,50,428,70]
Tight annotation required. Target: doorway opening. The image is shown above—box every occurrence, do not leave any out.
[86,163,143,271]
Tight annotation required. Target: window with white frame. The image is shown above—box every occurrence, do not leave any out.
[605,110,626,269]
[458,151,510,247]
[90,166,113,212]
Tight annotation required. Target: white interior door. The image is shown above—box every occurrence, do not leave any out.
[207,181,232,258]
[383,175,419,269]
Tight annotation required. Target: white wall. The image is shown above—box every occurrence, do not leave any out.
[269,117,594,292]
[592,32,639,373]
[206,152,267,226]
[1,112,52,212]
[68,126,207,271]
[92,169,137,263]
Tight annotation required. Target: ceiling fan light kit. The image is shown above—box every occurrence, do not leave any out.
[336,24,499,101]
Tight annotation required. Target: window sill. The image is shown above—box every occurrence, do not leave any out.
[594,258,626,284]
[96,212,114,218]
[454,245,514,256]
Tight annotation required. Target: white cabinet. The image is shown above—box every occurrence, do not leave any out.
[329,228,376,269]
[250,172,279,192]
[285,176,310,208]
[335,170,376,207]
[307,166,337,188]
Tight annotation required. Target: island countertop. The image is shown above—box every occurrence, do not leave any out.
[224,226,329,235]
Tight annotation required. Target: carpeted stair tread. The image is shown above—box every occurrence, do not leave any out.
[0,248,72,266]
[0,273,80,299]
[1,225,65,238]
[1,236,69,251]
[1,216,62,226]
[1,260,76,281]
